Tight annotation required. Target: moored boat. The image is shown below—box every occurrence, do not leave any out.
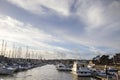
[96,67,119,80]
[56,63,72,71]
[0,64,15,75]
[72,61,92,77]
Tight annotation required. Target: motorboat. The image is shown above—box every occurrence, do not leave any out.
[107,67,118,74]
[97,70,107,77]
[56,63,72,71]
[72,61,92,77]
[96,67,119,79]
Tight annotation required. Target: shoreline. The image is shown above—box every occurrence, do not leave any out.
[94,65,120,70]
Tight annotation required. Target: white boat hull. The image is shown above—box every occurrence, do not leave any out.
[56,63,72,71]
[72,61,92,77]
[57,68,71,71]
[72,71,92,77]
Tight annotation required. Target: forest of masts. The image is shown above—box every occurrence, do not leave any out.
[0,40,43,60]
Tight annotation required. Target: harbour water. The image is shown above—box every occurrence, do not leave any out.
[0,65,99,80]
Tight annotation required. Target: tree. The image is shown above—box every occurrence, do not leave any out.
[99,55,109,65]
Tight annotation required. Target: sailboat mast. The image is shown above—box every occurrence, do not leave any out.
[12,44,15,58]
[26,46,29,61]
[1,40,4,56]
[3,41,7,57]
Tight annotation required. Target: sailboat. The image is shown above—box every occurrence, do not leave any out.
[0,40,16,75]
[0,64,15,75]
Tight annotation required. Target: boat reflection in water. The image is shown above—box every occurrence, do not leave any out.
[0,65,98,80]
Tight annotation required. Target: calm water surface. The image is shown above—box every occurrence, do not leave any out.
[0,65,99,80]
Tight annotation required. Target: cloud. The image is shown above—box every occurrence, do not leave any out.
[51,0,120,50]
[88,46,106,55]
[0,15,60,44]
[0,14,73,59]
[75,0,105,28]
[7,0,73,16]
[2,0,120,58]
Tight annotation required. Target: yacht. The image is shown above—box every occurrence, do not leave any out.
[72,61,92,77]
[56,63,72,71]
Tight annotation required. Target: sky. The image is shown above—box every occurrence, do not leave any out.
[0,0,120,59]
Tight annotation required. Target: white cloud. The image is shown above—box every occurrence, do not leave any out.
[0,15,60,45]
[69,0,120,49]
[75,0,105,28]
[7,0,120,28]
[88,46,106,55]
[0,14,73,59]
[3,0,120,58]
[7,0,73,16]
